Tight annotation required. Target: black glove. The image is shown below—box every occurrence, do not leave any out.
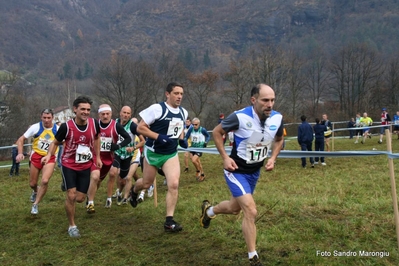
[203,142,207,148]
[110,143,121,151]
[179,139,188,149]
[156,134,174,145]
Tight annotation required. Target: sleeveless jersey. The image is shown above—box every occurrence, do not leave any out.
[32,122,58,156]
[145,102,185,154]
[187,126,207,148]
[62,118,97,171]
[381,112,389,125]
[230,106,283,173]
[98,119,118,164]
[114,118,136,159]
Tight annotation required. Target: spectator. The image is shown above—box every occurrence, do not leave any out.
[321,113,332,152]
[348,118,356,139]
[9,144,19,177]
[297,115,314,168]
[313,118,327,166]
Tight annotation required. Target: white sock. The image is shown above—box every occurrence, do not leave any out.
[88,200,94,205]
[69,225,77,230]
[207,206,215,217]
[248,251,258,259]
[107,197,112,202]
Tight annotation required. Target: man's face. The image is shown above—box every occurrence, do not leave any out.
[41,113,53,128]
[120,107,131,124]
[74,103,91,122]
[192,121,200,129]
[322,114,327,120]
[99,110,112,123]
[166,86,184,108]
[185,119,191,127]
[251,85,275,120]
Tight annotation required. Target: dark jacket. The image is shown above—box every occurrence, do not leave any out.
[298,121,314,144]
[314,123,327,140]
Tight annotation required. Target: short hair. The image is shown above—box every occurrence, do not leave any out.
[301,115,306,122]
[166,82,183,93]
[192,117,200,124]
[250,84,262,97]
[41,108,54,116]
[315,118,320,124]
[73,96,93,108]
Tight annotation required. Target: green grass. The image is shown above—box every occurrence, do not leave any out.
[1,136,399,265]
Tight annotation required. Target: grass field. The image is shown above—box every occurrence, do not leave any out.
[1,136,399,265]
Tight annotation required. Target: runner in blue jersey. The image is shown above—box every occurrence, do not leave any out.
[200,84,284,266]
[130,82,188,233]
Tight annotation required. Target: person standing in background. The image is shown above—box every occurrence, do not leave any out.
[297,115,314,168]
[347,118,355,139]
[321,113,332,152]
[313,118,327,166]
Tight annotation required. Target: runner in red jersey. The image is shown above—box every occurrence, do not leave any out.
[42,96,102,238]
[86,104,132,213]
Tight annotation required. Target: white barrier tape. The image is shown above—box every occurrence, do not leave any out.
[179,147,399,159]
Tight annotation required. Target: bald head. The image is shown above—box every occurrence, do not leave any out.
[251,83,275,120]
[120,106,132,124]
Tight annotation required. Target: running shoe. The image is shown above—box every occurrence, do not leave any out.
[147,185,154,197]
[117,198,128,206]
[86,203,95,214]
[129,186,138,208]
[249,255,263,266]
[112,189,120,199]
[104,199,112,208]
[138,191,145,203]
[164,220,183,232]
[31,204,38,215]
[200,200,215,229]
[30,191,37,203]
[183,167,189,173]
[68,226,81,238]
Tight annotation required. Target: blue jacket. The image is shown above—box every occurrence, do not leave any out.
[298,121,314,144]
[313,123,327,140]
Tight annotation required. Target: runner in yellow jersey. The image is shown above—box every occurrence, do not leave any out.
[16,108,59,215]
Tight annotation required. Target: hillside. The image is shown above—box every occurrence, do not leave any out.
[1,0,399,81]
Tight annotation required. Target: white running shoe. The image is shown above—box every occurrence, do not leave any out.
[147,185,154,197]
[138,191,145,203]
[112,189,120,199]
[321,162,327,166]
[31,204,38,215]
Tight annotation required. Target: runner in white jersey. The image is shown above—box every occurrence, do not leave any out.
[129,82,188,233]
[200,84,284,266]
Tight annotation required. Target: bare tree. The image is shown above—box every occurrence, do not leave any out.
[330,43,383,117]
[223,59,253,109]
[304,51,331,117]
[92,54,135,112]
[184,69,219,118]
[283,51,307,119]
[385,53,399,106]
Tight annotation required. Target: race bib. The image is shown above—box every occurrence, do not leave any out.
[246,142,269,164]
[37,138,51,152]
[75,144,92,163]
[167,119,184,139]
[100,137,112,152]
